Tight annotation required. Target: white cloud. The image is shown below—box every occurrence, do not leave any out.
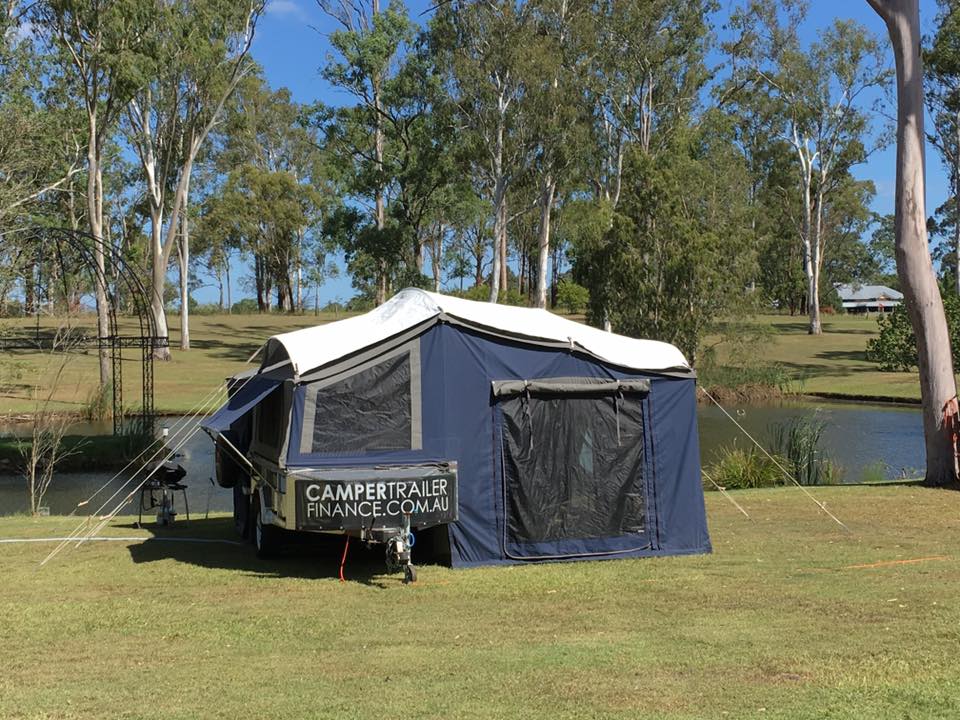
[266,0,308,21]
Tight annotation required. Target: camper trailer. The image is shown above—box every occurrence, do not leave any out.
[202,289,710,580]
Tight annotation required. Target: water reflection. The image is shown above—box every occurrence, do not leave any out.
[697,399,924,482]
[0,416,230,517]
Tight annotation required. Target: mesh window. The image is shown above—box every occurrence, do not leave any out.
[308,353,412,454]
[500,391,646,544]
[254,387,284,452]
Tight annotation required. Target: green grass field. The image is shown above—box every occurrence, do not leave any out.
[0,310,923,417]
[0,485,957,719]
[746,314,921,401]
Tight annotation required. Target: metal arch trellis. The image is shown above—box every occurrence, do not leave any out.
[3,226,168,436]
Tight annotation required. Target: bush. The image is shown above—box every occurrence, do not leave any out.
[449,285,527,306]
[191,302,226,316]
[867,291,960,371]
[230,298,260,314]
[769,413,842,486]
[704,445,785,490]
[555,279,590,314]
[452,285,490,303]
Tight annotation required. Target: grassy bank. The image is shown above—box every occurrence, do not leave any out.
[728,314,923,401]
[0,313,342,416]
[1,485,958,719]
[0,310,927,416]
[0,433,155,473]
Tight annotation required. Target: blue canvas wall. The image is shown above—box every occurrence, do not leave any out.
[287,322,710,567]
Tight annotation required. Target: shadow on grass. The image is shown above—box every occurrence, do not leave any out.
[815,349,870,363]
[766,320,877,336]
[179,337,262,362]
[773,359,858,377]
[120,517,438,589]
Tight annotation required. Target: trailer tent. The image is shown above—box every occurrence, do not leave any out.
[204,288,711,566]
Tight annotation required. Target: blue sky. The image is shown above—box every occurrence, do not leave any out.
[214,0,947,306]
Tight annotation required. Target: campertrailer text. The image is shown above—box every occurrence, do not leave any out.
[295,474,457,531]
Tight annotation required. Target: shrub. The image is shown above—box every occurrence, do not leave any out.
[230,298,260,314]
[704,445,785,490]
[191,302,227,316]
[82,382,112,422]
[768,413,842,486]
[450,285,528,306]
[867,291,960,371]
[859,460,889,484]
[556,279,590,314]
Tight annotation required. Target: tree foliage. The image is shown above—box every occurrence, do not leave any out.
[867,292,960,372]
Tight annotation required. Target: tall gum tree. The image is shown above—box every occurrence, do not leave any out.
[319,0,412,305]
[125,0,261,358]
[867,0,959,487]
[432,0,537,303]
[582,0,713,327]
[925,0,960,294]
[33,0,157,384]
[729,1,890,335]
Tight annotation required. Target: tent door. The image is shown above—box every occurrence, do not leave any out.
[494,379,650,560]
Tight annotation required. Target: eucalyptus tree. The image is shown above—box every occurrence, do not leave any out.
[577,0,714,326]
[431,0,540,302]
[728,1,891,335]
[867,0,959,488]
[382,30,460,287]
[200,165,323,312]
[0,4,83,225]
[525,0,587,308]
[925,0,960,294]
[222,75,331,311]
[210,73,331,312]
[317,0,413,304]
[124,0,262,354]
[32,0,158,383]
[570,118,755,363]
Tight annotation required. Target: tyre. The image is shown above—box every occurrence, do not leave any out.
[251,490,278,559]
[403,564,417,584]
[233,483,251,539]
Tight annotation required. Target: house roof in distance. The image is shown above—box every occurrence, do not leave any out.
[261,288,691,377]
[835,284,904,302]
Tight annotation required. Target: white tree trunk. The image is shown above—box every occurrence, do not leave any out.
[225,256,232,313]
[432,222,442,293]
[296,229,303,313]
[86,122,111,388]
[535,176,555,309]
[869,0,959,486]
[954,123,960,294]
[489,89,508,303]
[179,191,190,351]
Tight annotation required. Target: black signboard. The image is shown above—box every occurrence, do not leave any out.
[295,472,458,531]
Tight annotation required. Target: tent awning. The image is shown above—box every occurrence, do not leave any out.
[201,376,282,434]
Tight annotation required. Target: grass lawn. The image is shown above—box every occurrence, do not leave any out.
[744,314,922,401]
[0,309,925,417]
[0,485,958,719]
[0,312,346,417]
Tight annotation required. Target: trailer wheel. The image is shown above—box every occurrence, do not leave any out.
[233,484,251,539]
[403,565,417,584]
[251,491,277,559]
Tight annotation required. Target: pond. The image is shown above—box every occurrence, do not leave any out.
[0,417,229,518]
[0,398,925,517]
[697,398,924,482]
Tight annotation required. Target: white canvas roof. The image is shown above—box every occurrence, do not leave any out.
[261,288,690,377]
